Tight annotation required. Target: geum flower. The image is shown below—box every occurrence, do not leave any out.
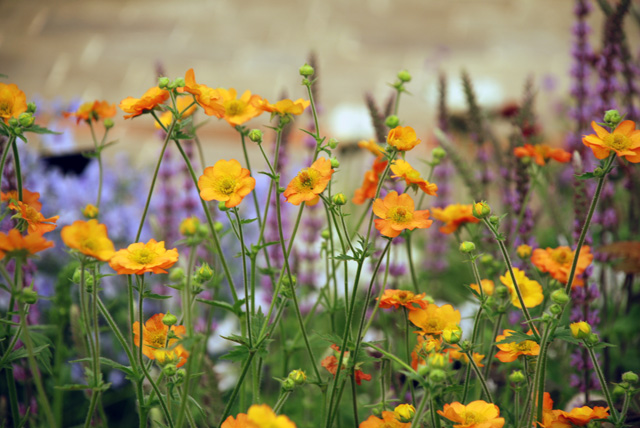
[582,120,640,162]
[470,279,494,296]
[378,289,428,311]
[1,188,42,211]
[531,246,593,287]
[119,86,170,119]
[154,95,197,130]
[61,219,115,262]
[431,204,480,234]
[321,344,371,385]
[0,83,27,124]
[64,100,116,124]
[438,400,505,428]
[198,159,256,208]
[446,346,485,368]
[211,88,264,127]
[109,239,179,275]
[182,68,225,117]
[9,201,59,235]
[495,329,540,362]
[353,156,387,205]
[408,303,461,336]
[390,159,438,195]
[283,157,334,206]
[133,313,188,367]
[260,98,310,116]
[359,411,411,428]
[373,191,432,238]
[0,229,54,260]
[222,404,296,428]
[541,392,610,427]
[513,143,572,166]
[387,125,421,151]
[499,267,543,308]
[358,139,385,157]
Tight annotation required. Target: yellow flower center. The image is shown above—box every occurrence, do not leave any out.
[23,205,40,222]
[604,133,631,151]
[215,176,237,196]
[0,101,11,117]
[551,248,571,265]
[295,169,320,191]
[389,206,413,224]
[147,330,166,349]
[463,411,485,424]
[130,248,157,265]
[394,290,414,303]
[515,341,535,352]
[225,99,247,117]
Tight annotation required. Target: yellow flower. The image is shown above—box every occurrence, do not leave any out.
[408,303,461,336]
[0,83,28,124]
[570,321,591,340]
[64,100,116,124]
[182,68,225,117]
[378,289,428,311]
[119,86,170,119]
[179,217,200,236]
[431,204,480,234]
[499,268,543,308]
[470,279,494,296]
[373,191,432,238]
[133,313,188,368]
[61,220,115,262]
[198,159,256,208]
[387,126,421,151]
[358,139,385,157]
[109,239,179,275]
[438,401,505,428]
[516,244,532,259]
[582,120,640,162]
[283,158,334,205]
[390,160,438,195]
[260,98,310,116]
[247,404,296,428]
[0,229,54,260]
[495,329,540,362]
[213,88,264,127]
[82,204,99,219]
[9,201,59,235]
[531,246,593,287]
[393,404,415,423]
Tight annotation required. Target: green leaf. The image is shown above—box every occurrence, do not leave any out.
[551,327,582,345]
[592,342,616,350]
[196,298,237,314]
[55,383,91,391]
[220,345,250,362]
[334,254,357,262]
[69,357,136,377]
[24,124,61,135]
[143,291,172,300]
[495,330,538,345]
[221,334,249,346]
[0,345,50,369]
[575,172,597,180]
[258,171,278,180]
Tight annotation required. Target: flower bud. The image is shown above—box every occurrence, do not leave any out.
[82,203,99,219]
[459,241,476,253]
[280,275,297,299]
[541,313,553,323]
[385,115,400,129]
[20,288,38,305]
[570,321,591,340]
[586,333,600,347]
[432,147,446,160]
[218,201,229,211]
[603,109,622,127]
[622,371,639,384]
[509,370,526,384]
[278,186,285,193]
[180,217,200,236]
[480,254,494,265]
[299,63,314,77]
[158,77,170,89]
[8,118,18,127]
[394,404,415,423]
[442,326,462,344]
[472,201,491,219]
[169,267,185,283]
[321,229,330,240]
[27,102,37,114]
[328,138,339,149]
[417,364,430,377]
[196,263,214,282]
[174,77,185,88]
[516,244,532,259]
[333,193,347,206]
[175,369,186,384]
[214,221,224,232]
[288,369,307,386]
[282,377,296,391]
[103,118,114,129]
[18,113,35,128]
[549,304,562,315]
[163,311,178,326]
[397,70,412,83]
[248,129,263,143]
[619,381,630,390]
[489,215,500,226]
[495,286,509,299]
[593,167,605,178]
[613,385,626,398]
[429,368,447,383]
[330,157,340,169]
[459,340,472,353]
[551,289,570,306]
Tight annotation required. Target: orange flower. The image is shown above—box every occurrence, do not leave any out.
[133,313,188,367]
[531,246,593,287]
[513,144,572,166]
[495,329,540,362]
[582,120,640,162]
[321,345,371,385]
[470,279,494,296]
[431,204,480,234]
[9,201,59,235]
[446,346,485,368]
[260,98,310,116]
[221,413,251,428]
[387,126,421,151]
[411,335,444,370]
[540,392,572,428]
[154,96,197,129]
[408,303,461,336]
[373,191,432,238]
[1,189,42,211]
[109,239,179,275]
[358,139,386,157]
[198,159,256,208]
[119,86,170,119]
[390,160,438,196]
[182,69,225,117]
[0,83,27,124]
[0,229,54,260]
[222,405,296,428]
[438,401,505,428]
[283,158,334,206]
[353,156,388,205]
[64,100,116,124]
[378,289,428,311]
[499,268,543,308]
[359,411,411,428]
[559,405,610,426]
[61,220,115,262]
[211,88,264,127]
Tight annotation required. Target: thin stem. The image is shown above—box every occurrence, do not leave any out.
[88,121,105,209]
[217,351,256,428]
[350,374,360,426]
[0,135,16,195]
[464,350,493,402]
[406,233,419,293]
[10,139,23,201]
[234,208,252,348]
[586,344,618,421]
[483,312,504,380]
[403,308,416,406]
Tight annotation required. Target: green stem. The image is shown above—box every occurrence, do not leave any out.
[406,233,419,293]
[350,374,360,426]
[403,308,416,406]
[0,135,16,195]
[586,344,618,421]
[431,394,442,428]
[10,138,22,201]
[273,390,292,414]
[483,312,504,380]
[464,350,493,402]
[234,208,252,348]
[88,121,104,209]
[217,351,256,427]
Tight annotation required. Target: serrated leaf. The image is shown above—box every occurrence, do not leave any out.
[143,291,172,300]
[495,331,538,345]
[0,344,50,368]
[25,124,61,135]
[551,327,582,345]
[575,172,597,180]
[70,357,136,377]
[196,298,237,314]
[220,345,250,362]
[314,331,346,347]
[221,334,249,346]
[334,254,357,262]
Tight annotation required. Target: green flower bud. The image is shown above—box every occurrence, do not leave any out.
[18,113,34,128]
[593,167,605,178]
[393,404,415,423]
[385,115,400,129]
[162,364,178,377]
[27,102,37,114]
[509,370,526,384]
[162,311,178,326]
[480,254,494,265]
[459,241,476,253]
[282,377,296,391]
[586,333,600,347]
[288,369,307,386]
[13,127,23,136]
[330,157,340,169]
[429,368,447,383]
[196,263,214,282]
[541,313,553,323]
[603,109,622,127]
[103,118,114,129]
[489,215,500,226]
[8,118,18,127]
[459,340,472,353]
[218,201,229,211]
[169,267,185,282]
[442,326,462,344]
[174,77,185,88]
[495,285,509,299]
[432,147,446,160]
[299,64,314,77]
[472,201,491,219]
[175,369,186,384]
[333,193,347,206]
[549,304,562,315]
[158,77,170,89]
[280,275,297,299]
[278,186,285,193]
[613,384,626,398]
[551,289,570,306]
[214,221,224,232]
[248,129,263,143]
[397,70,412,83]
[619,381,630,390]
[570,321,591,340]
[417,364,430,377]
[321,229,330,240]
[328,138,339,149]
[20,288,38,305]
[622,371,638,384]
